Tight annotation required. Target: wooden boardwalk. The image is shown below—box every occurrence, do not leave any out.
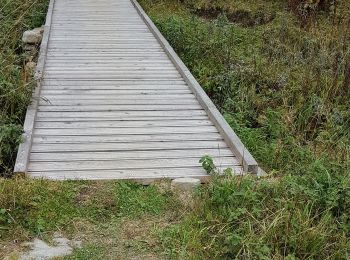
[15,0,258,180]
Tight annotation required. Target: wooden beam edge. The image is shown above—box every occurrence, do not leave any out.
[14,0,56,174]
[131,0,258,174]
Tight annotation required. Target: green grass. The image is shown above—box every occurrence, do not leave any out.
[0,179,174,240]
[113,181,172,218]
[65,245,107,260]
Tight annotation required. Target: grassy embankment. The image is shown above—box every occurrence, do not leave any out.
[1,0,350,259]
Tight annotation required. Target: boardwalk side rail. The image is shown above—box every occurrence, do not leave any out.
[131,0,258,174]
[14,0,56,173]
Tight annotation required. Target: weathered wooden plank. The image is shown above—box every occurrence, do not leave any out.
[28,167,243,180]
[52,22,148,25]
[49,32,154,35]
[44,68,178,73]
[51,26,151,29]
[33,126,218,136]
[46,56,168,59]
[46,57,171,61]
[38,98,197,106]
[28,157,239,171]
[44,75,183,79]
[36,110,207,118]
[38,94,195,100]
[45,57,170,60]
[35,119,212,128]
[40,89,191,95]
[37,104,202,112]
[48,45,162,49]
[47,50,165,54]
[45,55,170,59]
[41,79,186,85]
[45,64,176,69]
[35,115,209,122]
[43,70,179,75]
[30,149,233,161]
[40,84,188,90]
[31,140,228,152]
[45,62,174,66]
[32,132,223,143]
[49,38,157,41]
[45,63,175,67]
[49,33,155,37]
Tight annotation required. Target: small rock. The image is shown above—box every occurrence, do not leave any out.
[171,178,201,192]
[257,167,267,177]
[12,233,82,260]
[22,26,44,44]
[25,61,37,74]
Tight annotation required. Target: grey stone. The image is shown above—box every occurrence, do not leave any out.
[16,233,81,260]
[171,178,201,192]
[22,26,44,44]
[257,167,267,177]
